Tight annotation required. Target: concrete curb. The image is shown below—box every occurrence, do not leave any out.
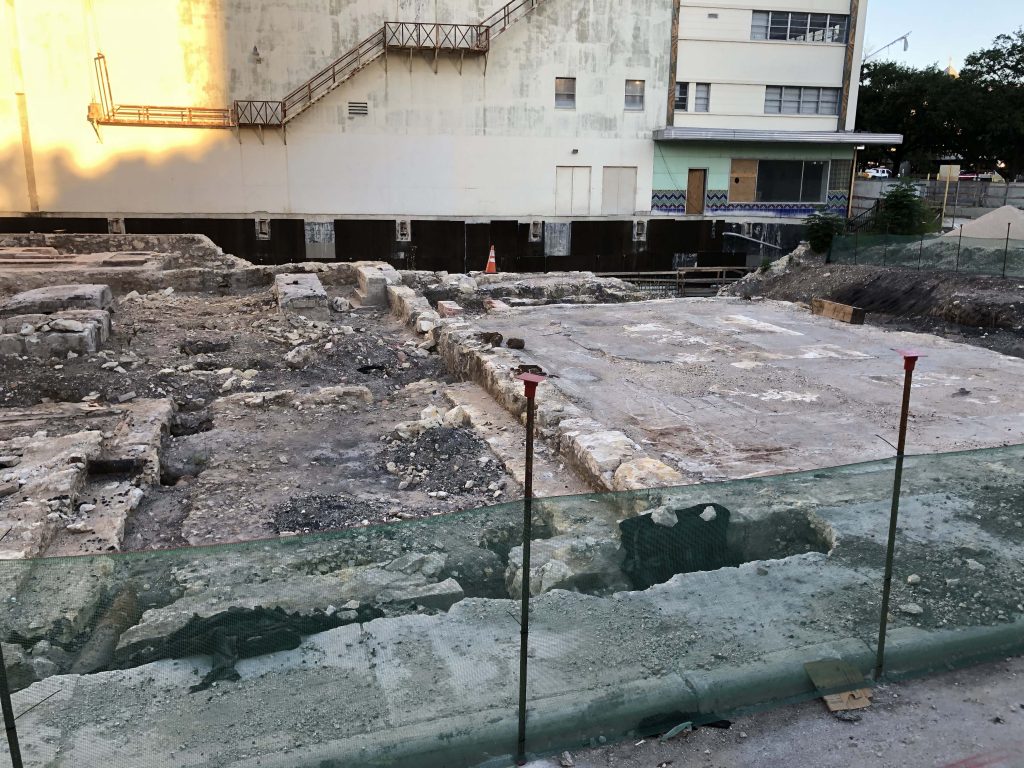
[221,620,1024,768]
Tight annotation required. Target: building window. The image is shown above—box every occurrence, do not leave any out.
[555,77,576,109]
[674,82,688,111]
[625,79,645,111]
[751,11,849,43]
[765,86,841,115]
[756,160,829,203]
[694,83,710,112]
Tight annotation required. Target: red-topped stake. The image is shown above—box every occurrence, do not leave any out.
[875,348,924,680]
[514,370,544,765]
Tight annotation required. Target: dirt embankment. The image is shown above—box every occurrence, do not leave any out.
[723,254,1024,359]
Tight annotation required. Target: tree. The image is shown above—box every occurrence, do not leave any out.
[856,29,1024,179]
[856,62,963,172]
[872,183,937,235]
[960,28,1024,179]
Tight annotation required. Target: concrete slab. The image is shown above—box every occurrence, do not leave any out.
[472,298,1024,482]
[0,284,112,315]
[273,273,328,319]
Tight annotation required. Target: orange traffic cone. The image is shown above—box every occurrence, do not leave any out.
[485,244,498,274]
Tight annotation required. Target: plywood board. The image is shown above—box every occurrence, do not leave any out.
[730,159,758,203]
[811,298,866,325]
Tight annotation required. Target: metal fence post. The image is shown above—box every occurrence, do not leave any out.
[956,226,962,273]
[875,351,921,680]
[1004,222,1011,278]
[0,643,24,768]
[515,372,545,766]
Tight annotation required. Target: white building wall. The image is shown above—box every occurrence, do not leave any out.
[0,0,672,219]
[675,0,854,132]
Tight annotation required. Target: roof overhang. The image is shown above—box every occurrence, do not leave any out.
[653,127,903,145]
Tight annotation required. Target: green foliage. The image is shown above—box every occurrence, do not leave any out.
[758,257,772,273]
[804,212,845,254]
[856,28,1024,179]
[872,183,936,235]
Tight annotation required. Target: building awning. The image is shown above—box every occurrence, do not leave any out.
[653,127,903,145]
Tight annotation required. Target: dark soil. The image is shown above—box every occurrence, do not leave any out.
[723,256,1024,360]
[0,290,447,409]
[378,425,505,496]
[830,535,1024,630]
[271,493,403,535]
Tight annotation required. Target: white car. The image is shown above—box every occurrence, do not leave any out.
[863,167,892,179]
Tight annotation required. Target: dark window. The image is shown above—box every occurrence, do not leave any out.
[675,82,688,111]
[765,86,841,115]
[625,80,645,111]
[751,10,770,39]
[789,13,810,41]
[555,77,576,109]
[756,160,830,203]
[753,11,849,43]
[768,11,789,39]
[694,83,710,112]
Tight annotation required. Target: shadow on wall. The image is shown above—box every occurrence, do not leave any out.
[0,146,304,265]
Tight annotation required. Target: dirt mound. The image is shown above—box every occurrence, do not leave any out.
[943,205,1024,240]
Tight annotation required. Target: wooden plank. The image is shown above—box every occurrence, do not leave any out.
[730,159,758,203]
[804,659,873,712]
[811,298,865,325]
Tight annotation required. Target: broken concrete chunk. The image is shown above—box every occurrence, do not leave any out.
[299,385,373,406]
[284,344,317,369]
[436,300,464,318]
[443,405,472,428]
[611,457,684,491]
[274,273,329,320]
[649,506,678,528]
[48,318,86,333]
[2,643,38,692]
[0,284,112,315]
[330,296,351,312]
[699,506,717,522]
[483,298,511,313]
[506,535,628,597]
[506,337,525,350]
[388,578,464,610]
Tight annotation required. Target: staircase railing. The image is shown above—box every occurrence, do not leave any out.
[90,53,233,129]
[234,0,547,127]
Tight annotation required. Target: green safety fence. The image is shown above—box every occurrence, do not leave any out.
[831,232,1024,277]
[1,445,1023,767]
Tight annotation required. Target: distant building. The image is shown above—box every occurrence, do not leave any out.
[0,0,900,266]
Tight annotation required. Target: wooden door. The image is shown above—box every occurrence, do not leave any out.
[687,169,707,215]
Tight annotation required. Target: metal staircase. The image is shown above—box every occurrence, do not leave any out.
[89,53,234,129]
[234,0,547,127]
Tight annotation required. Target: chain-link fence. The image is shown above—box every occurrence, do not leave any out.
[830,231,1024,277]
[1,444,1023,767]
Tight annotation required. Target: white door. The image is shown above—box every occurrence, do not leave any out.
[555,166,592,215]
[601,166,638,215]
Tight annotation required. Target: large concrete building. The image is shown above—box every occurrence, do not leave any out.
[1,0,899,266]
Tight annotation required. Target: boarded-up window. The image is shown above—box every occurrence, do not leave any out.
[601,166,638,215]
[730,159,758,203]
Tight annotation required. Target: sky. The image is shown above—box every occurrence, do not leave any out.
[863,0,1022,71]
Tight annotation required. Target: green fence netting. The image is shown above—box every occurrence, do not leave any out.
[1,445,1022,767]
[831,233,1024,277]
